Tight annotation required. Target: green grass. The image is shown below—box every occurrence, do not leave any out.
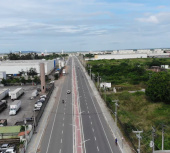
[102,91,170,152]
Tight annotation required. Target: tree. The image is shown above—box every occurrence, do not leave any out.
[1,78,7,85]
[145,72,170,102]
[27,68,37,77]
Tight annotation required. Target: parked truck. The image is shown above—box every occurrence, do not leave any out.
[0,119,7,126]
[0,89,9,101]
[9,100,21,115]
[10,88,24,100]
[0,101,7,113]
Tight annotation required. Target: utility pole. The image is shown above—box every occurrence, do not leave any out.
[162,124,165,150]
[112,100,119,131]
[132,130,143,153]
[33,109,36,132]
[97,72,100,88]
[152,126,156,153]
[89,65,92,80]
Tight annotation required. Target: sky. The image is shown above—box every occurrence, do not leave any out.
[1,0,170,53]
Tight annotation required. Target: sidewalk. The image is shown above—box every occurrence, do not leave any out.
[26,79,62,153]
[79,60,133,153]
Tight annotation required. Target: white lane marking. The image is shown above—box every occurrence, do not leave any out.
[97,146,99,152]
[63,117,65,121]
[61,139,62,143]
[91,122,92,125]
[62,130,63,134]
[59,149,61,153]
[64,112,65,115]
[63,123,64,127]
[87,106,88,109]
[88,110,89,114]
[92,128,94,132]
[94,137,96,141]
[89,116,91,119]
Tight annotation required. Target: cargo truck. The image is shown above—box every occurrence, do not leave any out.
[0,101,7,113]
[9,100,21,115]
[10,88,24,100]
[0,89,9,101]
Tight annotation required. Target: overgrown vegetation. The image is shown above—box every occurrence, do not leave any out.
[86,58,170,152]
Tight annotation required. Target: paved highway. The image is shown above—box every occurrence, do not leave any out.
[39,56,121,153]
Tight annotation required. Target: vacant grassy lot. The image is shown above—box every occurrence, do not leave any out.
[87,58,170,152]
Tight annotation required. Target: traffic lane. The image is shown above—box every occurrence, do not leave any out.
[76,62,121,153]
[78,82,113,153]
[77,73,102,153]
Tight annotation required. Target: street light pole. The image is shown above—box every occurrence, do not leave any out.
[112,100,119,130]
[97,72,99,88]
[24,118,27,140]
[89,65,92,79]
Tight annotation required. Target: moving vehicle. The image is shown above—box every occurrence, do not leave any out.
[40,95,46,99]
[9,100,21,115]
[0,119,7,126]
[0,89,9,101]
[10,88,24,100]
[0,101,7,113]
[67,90,71,94]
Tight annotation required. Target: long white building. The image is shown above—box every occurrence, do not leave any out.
[0,60,57,75]
[94,54,147,60]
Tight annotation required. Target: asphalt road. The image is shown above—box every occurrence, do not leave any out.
[39,56,121,153]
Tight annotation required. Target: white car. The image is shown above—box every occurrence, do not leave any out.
[40,95,46,98]
[67,90,71,94]
[5,148,16,153]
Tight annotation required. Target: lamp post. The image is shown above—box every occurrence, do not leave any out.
[33,109,36,132]
[24,118,27,140]
[112,100,119,132]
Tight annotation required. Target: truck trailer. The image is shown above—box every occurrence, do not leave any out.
[9,100,21,115]
[0,101,7,113]
[10,88,24,100]
[0,89,9,101]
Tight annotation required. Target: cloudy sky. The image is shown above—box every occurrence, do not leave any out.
[1,0,170,53]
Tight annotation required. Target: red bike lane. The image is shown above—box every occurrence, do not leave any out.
[73,66,83,153]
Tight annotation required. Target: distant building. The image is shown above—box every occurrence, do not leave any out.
[0,60,57,76]
[100,82,111,88]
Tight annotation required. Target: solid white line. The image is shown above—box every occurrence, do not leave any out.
[72,58,75,153]
[97,146,99,152]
